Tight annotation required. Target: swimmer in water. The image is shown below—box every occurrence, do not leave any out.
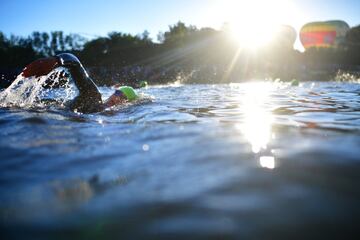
[21,53,138,113]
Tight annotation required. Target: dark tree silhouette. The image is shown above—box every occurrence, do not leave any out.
[1,22,360,88]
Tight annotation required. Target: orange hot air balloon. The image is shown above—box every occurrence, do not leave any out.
[300,20,350,49]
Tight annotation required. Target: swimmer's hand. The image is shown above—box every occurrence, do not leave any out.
[22,57,59,78]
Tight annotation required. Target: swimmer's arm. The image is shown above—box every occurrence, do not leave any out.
[21,53,103,113]
[56,53,99,94]
[21,53,88,79]
[22,53,100,98]
[22,57,59,78]
[55,53,103,112]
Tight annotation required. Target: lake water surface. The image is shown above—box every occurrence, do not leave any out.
[1,81,360,239]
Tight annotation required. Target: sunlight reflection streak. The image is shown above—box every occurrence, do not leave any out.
[260,156,275,169]
[238,83,274,153]
[236,82,276,169]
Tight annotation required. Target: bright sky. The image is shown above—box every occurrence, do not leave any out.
[1,0,359,51]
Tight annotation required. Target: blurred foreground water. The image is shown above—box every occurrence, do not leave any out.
[1,81,360,239]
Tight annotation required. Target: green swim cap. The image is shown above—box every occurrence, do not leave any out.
[290,79,299,86]
[119,86,138,101]
[139,81,148,88]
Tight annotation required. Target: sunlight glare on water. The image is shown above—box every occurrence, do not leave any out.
[259,156,275,169]
[234,82,276,168]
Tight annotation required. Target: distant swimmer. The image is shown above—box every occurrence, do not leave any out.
[21,53,138,113]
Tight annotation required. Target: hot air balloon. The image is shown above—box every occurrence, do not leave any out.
[300,20,350,49]
[275,25,297,48]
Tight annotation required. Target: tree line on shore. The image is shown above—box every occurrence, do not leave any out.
[1,21,360,87]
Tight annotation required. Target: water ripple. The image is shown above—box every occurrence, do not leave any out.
[1,81,360,238]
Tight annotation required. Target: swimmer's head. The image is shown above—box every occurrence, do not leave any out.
[104,90,127,108]
[104,86,138,108]
[118,86,138,101]
[139,81,148,88]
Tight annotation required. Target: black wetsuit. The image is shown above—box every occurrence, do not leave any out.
[56,53,103,113]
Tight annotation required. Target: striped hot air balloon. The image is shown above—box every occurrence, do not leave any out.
[300,20,350,49]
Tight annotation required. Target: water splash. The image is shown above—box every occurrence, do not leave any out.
[0,68,78,109]
[334,70,360,83]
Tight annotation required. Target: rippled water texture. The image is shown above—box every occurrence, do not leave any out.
[1,81,360,239]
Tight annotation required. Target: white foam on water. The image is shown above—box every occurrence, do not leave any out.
[0,68,78,109]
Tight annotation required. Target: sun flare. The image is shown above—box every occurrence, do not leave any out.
[213,0,299,49]
[229,22,276,49]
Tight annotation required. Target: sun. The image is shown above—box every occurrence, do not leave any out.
[229,21,277,49]
[212,0,299,49]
